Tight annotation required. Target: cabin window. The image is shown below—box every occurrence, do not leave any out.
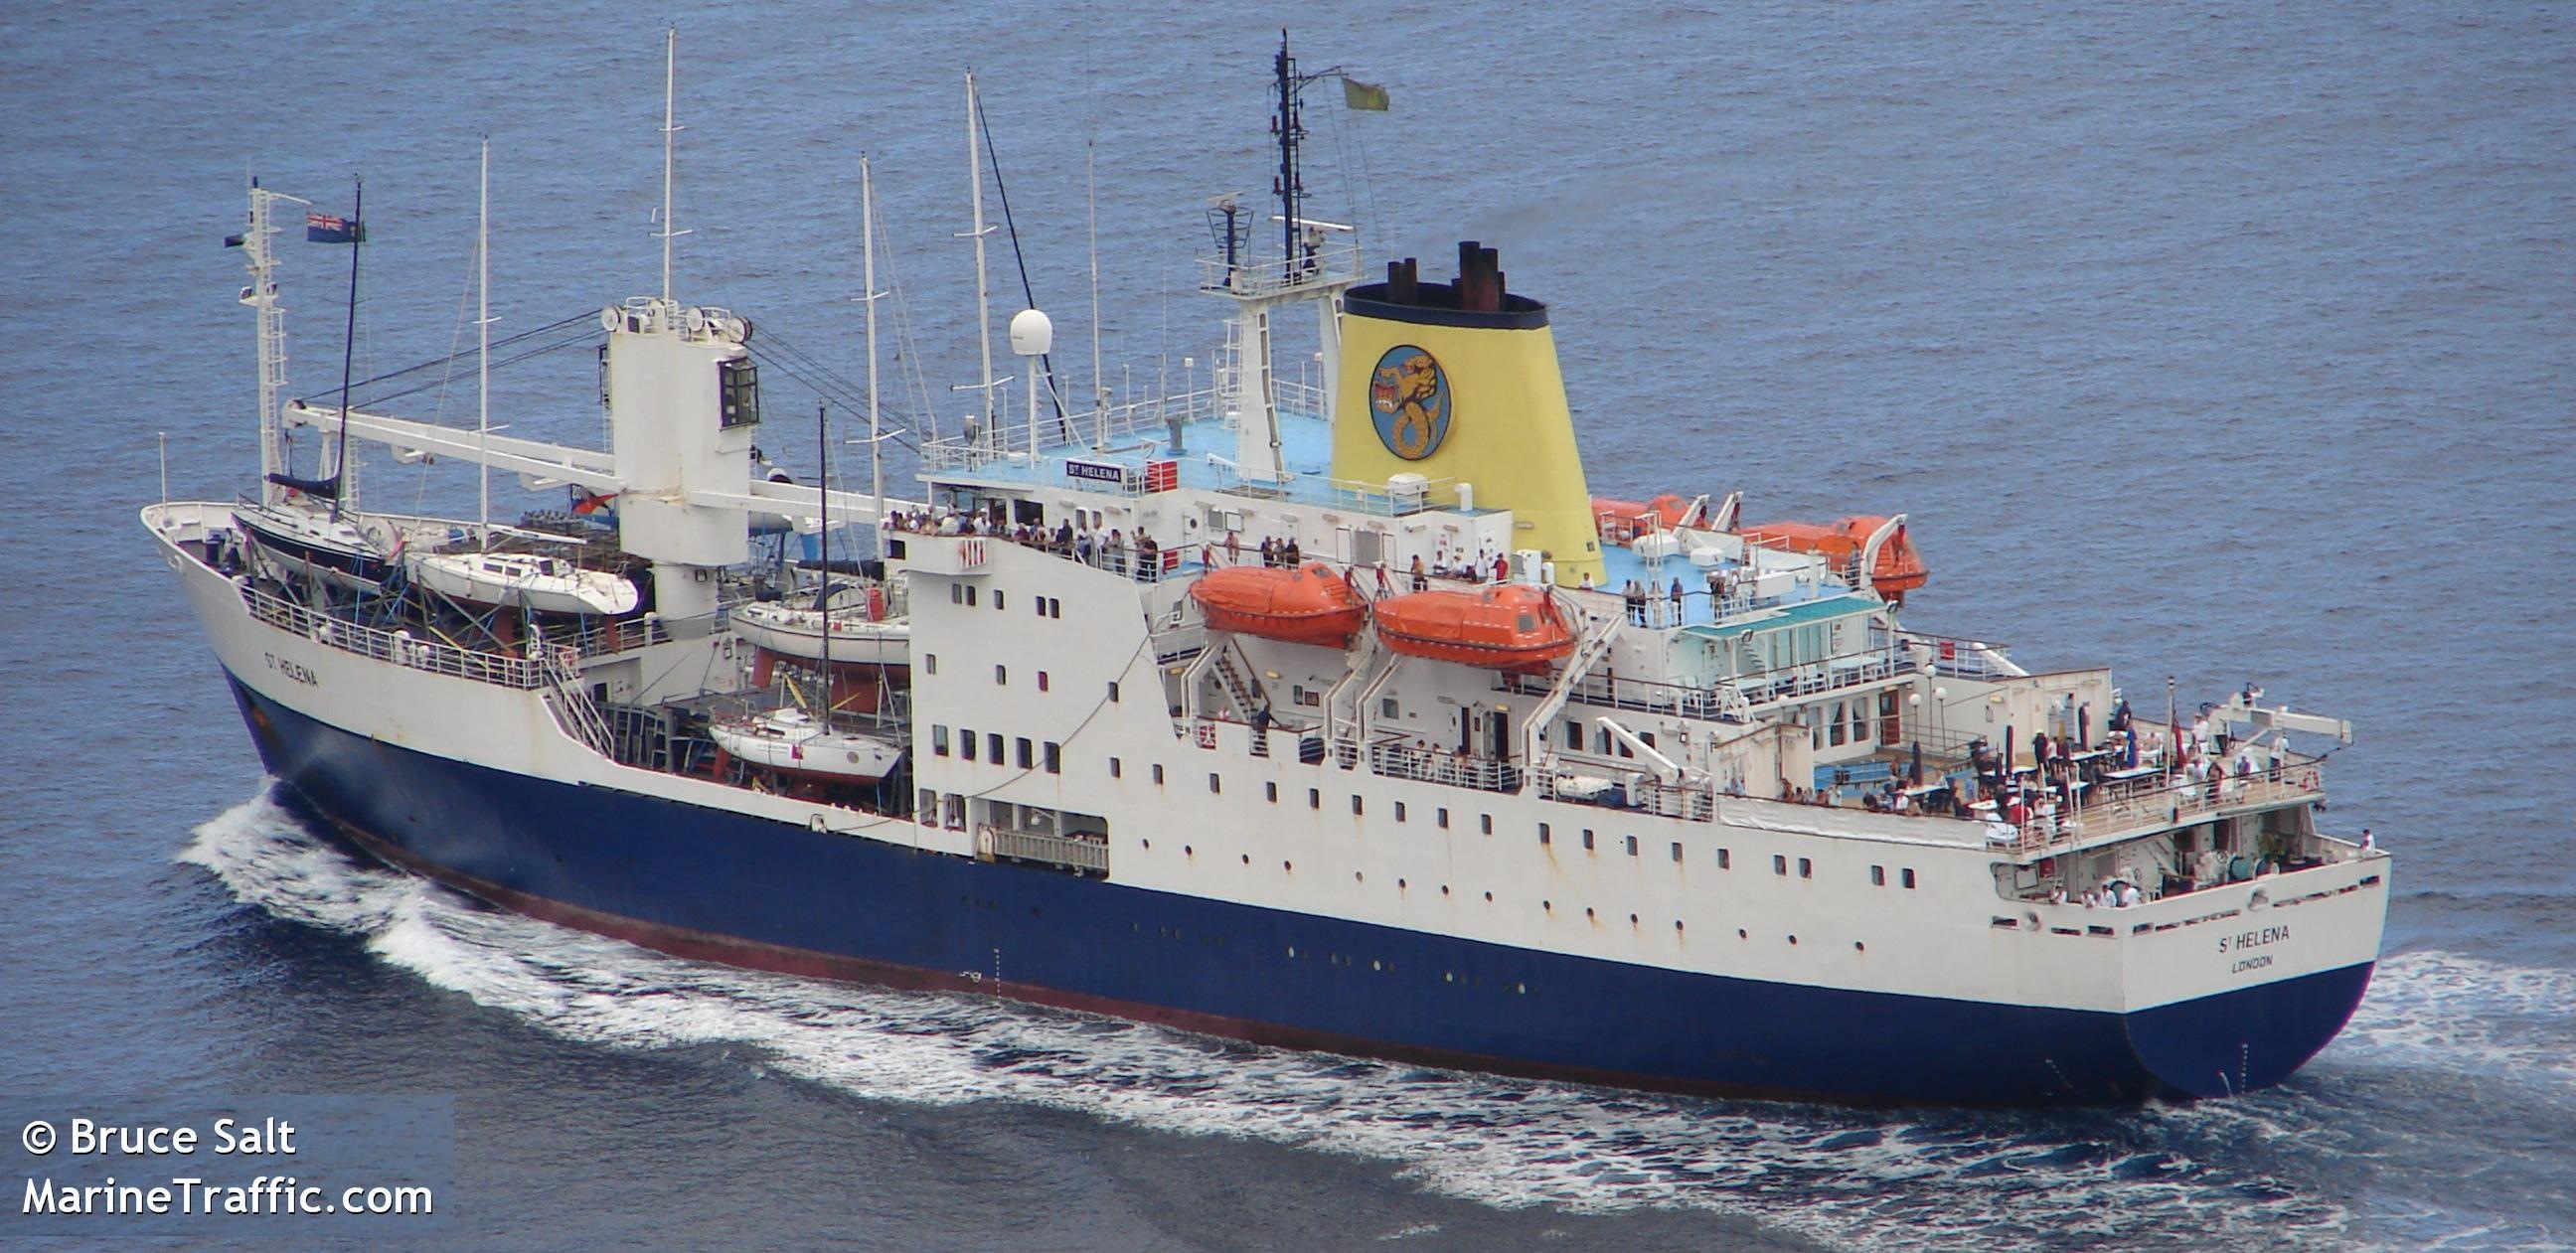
[1380,697,1399,718]
[1351,795,1365,816]
[1107,681,1121,704]
[1671,842,1683,863]
[987,732,1003,763]
[1625,836,1639,858]
[1718,848,1731,869]
[1870,865,1886,886]
[1437,808,1450,830]
[925,654,938,675]
[1902,867,1917,889]
[718,356,760,428]
[1265,782,1278,803]
[1481,814,1494,835]
[1017,738,1034,769]
[1829,702,1849,747]
[961,728,978,762]
[996,664,1009,686]
[1038,672,1049,693]
[1564,722,1582,750]
[1773,855,1787,876]
[1798,858,1813,879]
[994,590,1006,612]
[1538,822,1552,846]
[950,583,963,605]
[917,788,937,823]
[1044,742,1060,774]
[1582,829,1596,851]
[965,586,978,607]
[1309,788,1321,810]
[1849,703,1868,744]
[1109,757,1123,779]
[1150,763,1165,785]
[932,725,950,756]
[1208,773,1222,794]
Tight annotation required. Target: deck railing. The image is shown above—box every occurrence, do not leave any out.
[2010,754,2328,857]
[983,826,1112,874]
[1367,739,1524,794]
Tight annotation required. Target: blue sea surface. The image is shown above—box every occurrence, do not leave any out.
[2,2,2570,1249]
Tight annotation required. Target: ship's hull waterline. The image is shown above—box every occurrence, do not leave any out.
[227,673,2374,1107]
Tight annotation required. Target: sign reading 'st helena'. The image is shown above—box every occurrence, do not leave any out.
[1369,344,1450,460]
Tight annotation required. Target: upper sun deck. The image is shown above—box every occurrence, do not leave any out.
[918,386,1483,520]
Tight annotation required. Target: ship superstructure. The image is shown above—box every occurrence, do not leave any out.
[144,39,2387,1105]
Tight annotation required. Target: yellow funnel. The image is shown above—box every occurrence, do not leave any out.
[1334,243,1603,587]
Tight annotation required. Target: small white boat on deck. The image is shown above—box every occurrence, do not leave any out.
[234,502,401,593]
[728,597,909,668]
[709,707,905,783]
[412,549,638,616]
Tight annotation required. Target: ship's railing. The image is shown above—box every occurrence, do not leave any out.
[1196,239,1364,299]
[1885,628,2026,680]
[556,615,672,657]
[2009,753,2328,858]
[242,581,551,689]
[1734,654,1917,705]
[917,387,1226,470]
[1498,670,1752,723]
[1205,463,1460,517]
[1367,739,1523,794]
[981,825,1111,875]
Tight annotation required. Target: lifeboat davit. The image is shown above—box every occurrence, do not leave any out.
[1740,515,1930,603]
[1372,583,1577,672]
[1189,561,1368,647]
[1591,493,1702,544]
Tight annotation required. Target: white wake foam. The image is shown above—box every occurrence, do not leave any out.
[179,792,2575,1253]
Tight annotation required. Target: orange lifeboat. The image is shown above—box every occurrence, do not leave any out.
[1372,584,1577,672]
[1189,561,1368,647]
[1740,515,1930,603]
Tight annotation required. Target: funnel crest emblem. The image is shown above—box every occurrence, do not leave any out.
[1368,345,1450,461]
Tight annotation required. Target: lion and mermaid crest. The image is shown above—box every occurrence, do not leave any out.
[1368,344,1451,461]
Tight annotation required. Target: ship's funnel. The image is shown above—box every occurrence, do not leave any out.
[1334,243,1602,587]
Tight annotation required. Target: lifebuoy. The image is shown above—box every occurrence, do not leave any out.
[2037,858,2057,876]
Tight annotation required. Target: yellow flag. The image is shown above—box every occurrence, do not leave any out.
[1341,76,1389,111]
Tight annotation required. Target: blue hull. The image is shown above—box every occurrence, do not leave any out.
[226,675,2370,1107]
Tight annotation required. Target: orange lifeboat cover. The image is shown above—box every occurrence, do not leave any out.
[1372,583,1577,672]
[1190,561,1368,647]
[1741,515,1929,600]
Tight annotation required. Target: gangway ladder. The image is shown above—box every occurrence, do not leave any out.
[1519,613,1623,770]
[542,652,616,758]
[1208,640,1274,755]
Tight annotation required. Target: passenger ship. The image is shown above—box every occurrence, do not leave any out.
[144,41,2388,1106]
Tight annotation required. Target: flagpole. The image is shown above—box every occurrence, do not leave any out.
[477,136,492,549]
[329,176,363,521]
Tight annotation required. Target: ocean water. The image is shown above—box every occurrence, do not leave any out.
[4,2,2571,1249]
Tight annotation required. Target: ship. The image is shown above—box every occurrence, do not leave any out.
[143,36,2388,1106]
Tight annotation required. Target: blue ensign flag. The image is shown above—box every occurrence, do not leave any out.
[306,212,364,243]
